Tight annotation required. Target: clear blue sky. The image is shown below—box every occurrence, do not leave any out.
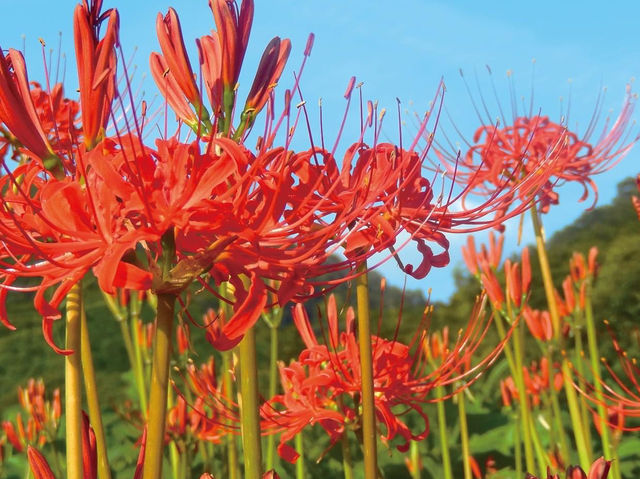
[2,1,638,301]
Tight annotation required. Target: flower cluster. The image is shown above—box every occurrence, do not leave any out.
[0,0,561,355]
[261,292,503,462]
[525,456,611,479]
[501,357,564,408]
[1,379,61,453]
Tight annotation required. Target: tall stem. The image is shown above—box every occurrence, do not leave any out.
[530,205,591,470]
[514,410,522,479]
[65,283,83,479]
[265,309,283,471]
[222,350,239,479]
[457,391,472,479]
[80,307,111,479]
[562,360,591,469]
[355,263,378,478]
[511,315,537,474]
[573,323,594,460]
[142,292,176,479]
[409,440,421,479]
[339,402,354,479]
[435,386,453,479]
[129,294,148,415]
[548,369,571,464]
[238,326,263,479]
[585,294,620,479]
[294,432,305,479]
[530,206,561,340]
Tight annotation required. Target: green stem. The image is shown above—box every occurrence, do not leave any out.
[435,386,453,479]
[129,294,148,415]
[294,432,305,479]
[238,326,263,479]
[265,310,283,470]
[409,440,421,479]
[142,292,176,479]
[514,410,522,479]
[355,264,378,479]
[549,373,571,465]
[48,441,64,479]
[528,411,549,475]
[222,351,239,479]
[80,307,112,479]
[65,283,84,479]
[585,294,619,479]
[341,421,354,479]
[511,314,537,474]
[530,205,591,470]
[562,359,591,470]
[457,391,472,479]
[573,323,594,460]
[530,206,561,340]
[169,441,180,479]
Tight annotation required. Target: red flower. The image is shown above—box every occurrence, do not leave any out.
[73,0,119,148]
[262,292,504,461]
[436,73,637,220]
[525,457,611,479]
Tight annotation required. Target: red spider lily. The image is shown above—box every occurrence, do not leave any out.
[74,0,119,148]
[462,232,504,277]
[27,417,147,479]
[159,356,239,449]
[467,236,530,312]
[523,307,553,341]
[203,307,243,351]
[211,0,253,92]
[502,357,563,408]
[435,71,638,221]
[571,321,640,432]
[150,7,208,129]
[525,456,611,479]
[262,293,505,462]
[592,403,625,440]
[469,455,498,479]
[1,379,61,452]
[26,412,96,479]
[0,0,561,356]
[151,0,290,135]
[0,49,58,170]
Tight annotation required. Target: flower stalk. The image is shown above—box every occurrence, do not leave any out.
[457,389,472,479]
[435,385,453,479]
[80,306,111,479]
[238,325,263,478]
[264,307,284,470]
[141,292,176,479]
[222,350,239,479]
[584,293,620,479]
[294,432,305,479]
[355,263,378,479]
[341,429,355,479]
[65,283,83,479]
[530,204,591,471]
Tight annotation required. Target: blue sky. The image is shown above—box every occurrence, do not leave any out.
[2,1,638,300]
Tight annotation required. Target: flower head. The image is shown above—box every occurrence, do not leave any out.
[262,292,505,461]
[435,70,638,220]
[525,457,611,479]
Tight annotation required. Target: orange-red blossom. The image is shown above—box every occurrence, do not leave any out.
[525,456,611,479]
